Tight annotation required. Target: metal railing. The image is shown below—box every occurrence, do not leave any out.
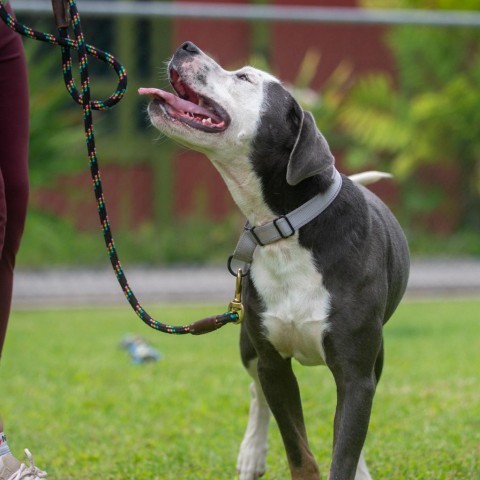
[12,0,480,28]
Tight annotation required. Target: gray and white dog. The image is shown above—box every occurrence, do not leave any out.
[139,41,409,480]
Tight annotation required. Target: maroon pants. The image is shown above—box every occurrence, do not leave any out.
[0,4,29,357]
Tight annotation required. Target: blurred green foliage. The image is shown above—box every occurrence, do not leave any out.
[363,0,480,9]
[19,3,480,267]
[25,41,85,186]
[17,209,241,267]
[335,0,480,234]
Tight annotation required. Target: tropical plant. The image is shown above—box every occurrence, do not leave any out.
[25,40,85,186]
[343,0,480,231]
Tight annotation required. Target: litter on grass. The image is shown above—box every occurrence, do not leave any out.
[119,335,163,364]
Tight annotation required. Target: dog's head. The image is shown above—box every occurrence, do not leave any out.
[139,41,334,187]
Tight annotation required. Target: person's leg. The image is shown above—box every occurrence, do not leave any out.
[0,6,47,480]
[0,4,30,360]
[0,170,6,357]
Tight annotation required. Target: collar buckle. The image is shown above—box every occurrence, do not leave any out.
[273,215,295,239]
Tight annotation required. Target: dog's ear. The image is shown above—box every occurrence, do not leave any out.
[286,108,335,186]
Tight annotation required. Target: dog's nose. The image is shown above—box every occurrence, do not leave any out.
[180,41,200,54]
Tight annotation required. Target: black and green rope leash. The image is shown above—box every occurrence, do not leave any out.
[0,0,242,335]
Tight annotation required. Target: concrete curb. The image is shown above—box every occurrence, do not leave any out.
[12,258,480,308]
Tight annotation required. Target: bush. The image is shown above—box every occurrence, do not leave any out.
[342,0,480,233]
[17,209,242,267]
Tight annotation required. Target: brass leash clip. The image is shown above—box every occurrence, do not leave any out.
[228,269,244,324]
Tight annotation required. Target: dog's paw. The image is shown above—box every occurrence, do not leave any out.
[236,442,267,480]
[236,465,265,480]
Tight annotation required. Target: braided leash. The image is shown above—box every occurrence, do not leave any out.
[0,0,241,334]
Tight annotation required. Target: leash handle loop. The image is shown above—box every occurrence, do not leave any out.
[0,0,127,111]
[51,0,69,28]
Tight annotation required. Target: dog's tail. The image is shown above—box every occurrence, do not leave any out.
[349,171,393,186]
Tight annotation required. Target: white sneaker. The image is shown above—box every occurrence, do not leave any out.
[0,450,47,480]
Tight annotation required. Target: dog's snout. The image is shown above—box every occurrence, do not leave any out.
[180,41,200,55]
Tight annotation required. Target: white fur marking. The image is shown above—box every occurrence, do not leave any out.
[237,359,271,480]
[355,450,373,480]
[252,238,330,366]
[210,153,275,226]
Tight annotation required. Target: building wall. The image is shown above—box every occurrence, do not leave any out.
[169,0,395,221]
[33,0,399,231]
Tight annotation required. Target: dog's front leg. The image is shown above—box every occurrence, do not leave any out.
[328,376,375,480]
[325,331,381,480]
[257,352,320,480]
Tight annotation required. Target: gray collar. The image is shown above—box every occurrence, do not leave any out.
[228,168,343,276]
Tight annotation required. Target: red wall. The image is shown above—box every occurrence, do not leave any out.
[33,1,398,229]
[173,0,251,67]
[271,0,393,89]
[171,0,251,220]
[173,152,235,220]
[170,0,395,220]
[33,165,154,231]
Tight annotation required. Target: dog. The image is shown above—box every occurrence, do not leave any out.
[139,41,410,480]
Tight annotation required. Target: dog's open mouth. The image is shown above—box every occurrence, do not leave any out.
[138,69,230,133]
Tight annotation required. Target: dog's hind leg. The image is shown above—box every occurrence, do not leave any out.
[237,326,270,480]
[237,358,271,480]
[355,450,372,480]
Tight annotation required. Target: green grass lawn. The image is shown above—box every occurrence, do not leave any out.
[1,300,479,479]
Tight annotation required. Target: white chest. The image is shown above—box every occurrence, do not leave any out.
[251,237,331,366]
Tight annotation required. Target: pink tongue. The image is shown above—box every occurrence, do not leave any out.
[138,87,217,120]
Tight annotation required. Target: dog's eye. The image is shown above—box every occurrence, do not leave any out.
[236,73,250,82]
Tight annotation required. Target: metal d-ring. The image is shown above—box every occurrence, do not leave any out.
[227,255,249,277]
